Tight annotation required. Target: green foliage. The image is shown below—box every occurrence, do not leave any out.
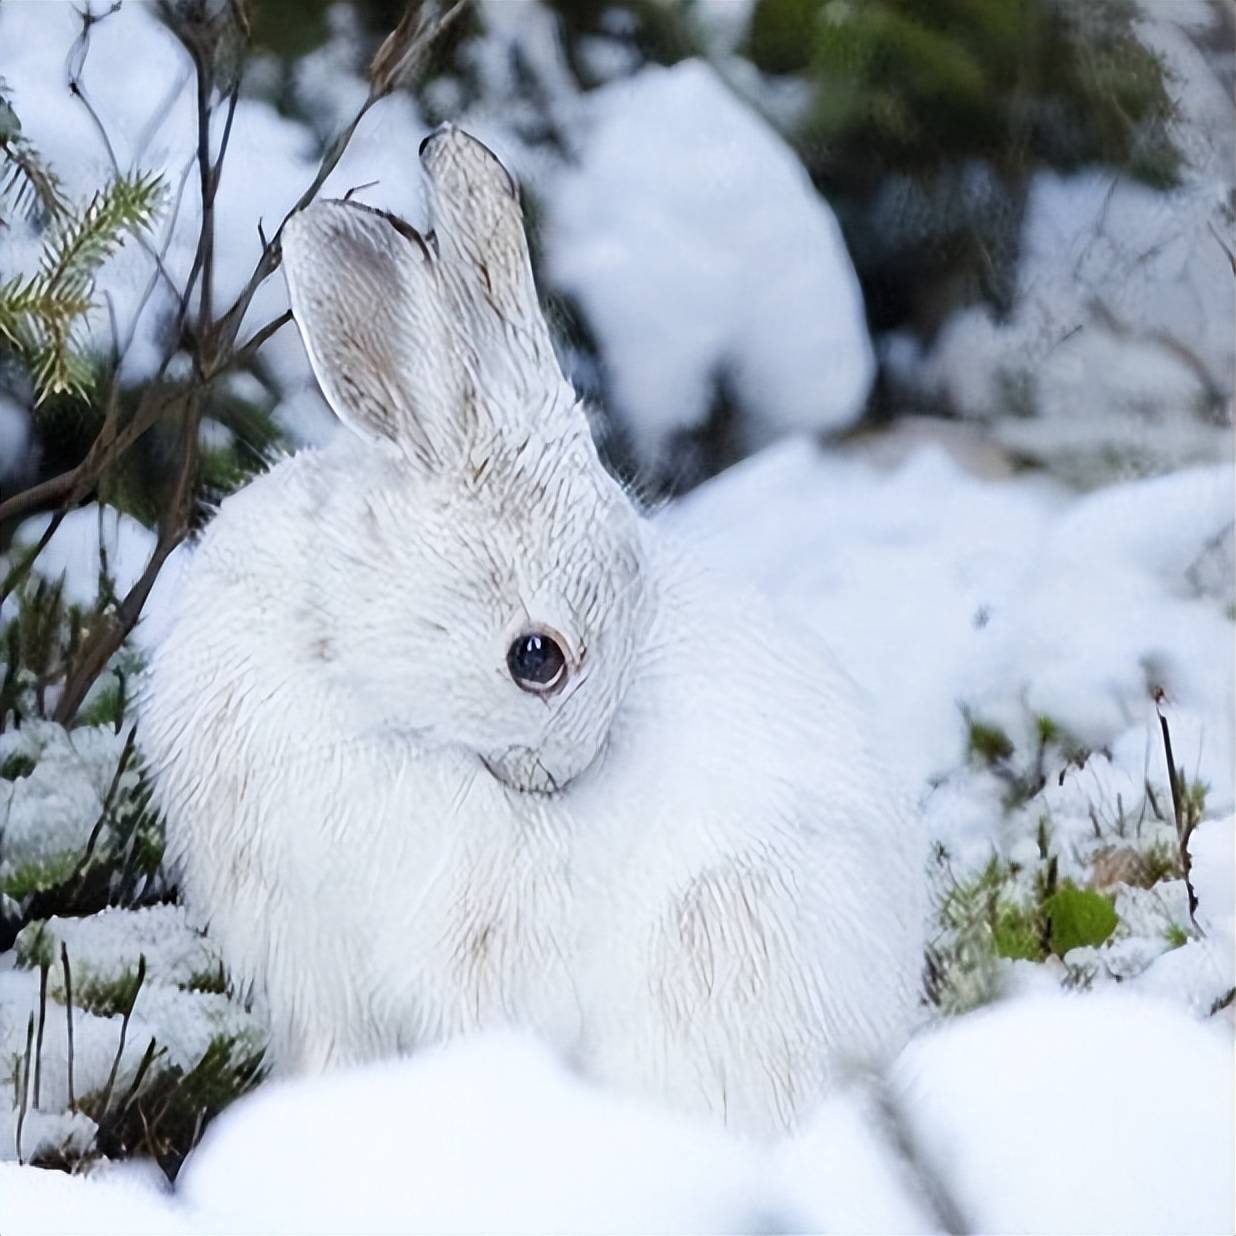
[967,719,1015,764]
[0,80,70,223]
[0,573,100,722]
[88,1033,266,1180]
[1163,921,1190,950]
[76,677,128,730]
[185,961,229,995]
[0,134,163,404]
[738,0,1182,339]
[991,900,1042,961]
[2,854,79,902]
[248,0,333,58]
[746,0,818,75]
[1138,838,1185,887]
[1042,883,1118,956]
[0,751,36,780]
[73,962,150,1019]
[789,0,1179,185]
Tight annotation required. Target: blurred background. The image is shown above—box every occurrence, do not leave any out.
[0,0,1233,1196]
[2,0,1232,507]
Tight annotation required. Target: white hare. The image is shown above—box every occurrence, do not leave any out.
[141,126,924,1138]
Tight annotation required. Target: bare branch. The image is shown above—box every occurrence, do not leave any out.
[233,309,292,368]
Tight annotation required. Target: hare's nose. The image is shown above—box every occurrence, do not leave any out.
[481,747,566,796]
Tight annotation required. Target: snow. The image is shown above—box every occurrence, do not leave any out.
[670,435,1233,801]
[4,995,1230,1234]
[0,1161,189,1235]
[894,993,1235,1235]
[179,1033,770,1235]
[548,59,874,475]
[0,394,30,481]
[0,722,133,877]
[11,506,156,609]
[906,10,1235,483]
[0,905,260,1168]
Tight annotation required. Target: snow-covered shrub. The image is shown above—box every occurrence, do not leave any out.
[894,7,1234,482]
[547,59,873,487]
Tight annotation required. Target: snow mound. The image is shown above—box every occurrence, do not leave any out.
[0,1161,188,1235]
[549,59,873,476]
[907,13,1234,483]
[5,994,1229,1234]
[670,438,1234,798]
[894,993,1235,1234]
[179,1032,772,1235]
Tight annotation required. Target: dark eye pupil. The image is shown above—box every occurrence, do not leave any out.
[507,632,566,690]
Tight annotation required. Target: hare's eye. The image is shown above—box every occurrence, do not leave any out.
[507,630,567,694]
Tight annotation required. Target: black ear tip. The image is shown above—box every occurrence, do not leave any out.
[420,124,518,201]
[419,121,460,159]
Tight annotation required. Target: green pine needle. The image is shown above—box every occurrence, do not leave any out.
[0,83,71,223]
[0,169,164,402]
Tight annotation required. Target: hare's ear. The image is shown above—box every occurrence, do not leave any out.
[419,127,567,403]
[282,200,463,466]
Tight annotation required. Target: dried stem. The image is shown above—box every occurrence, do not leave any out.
[34,960,49,1110]
[3,0,471,725]
[1154,692,1200,927]
[61,943,76,1114]
[15,1014,34,1164]
[97,954,146,1121]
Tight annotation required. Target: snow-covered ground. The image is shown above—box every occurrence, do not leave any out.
[2,993,1231,1234]
[3,425,1231,1231]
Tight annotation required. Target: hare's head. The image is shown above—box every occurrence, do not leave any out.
[281,128,648,795]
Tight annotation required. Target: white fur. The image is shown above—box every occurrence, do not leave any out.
[140,127,924,1138]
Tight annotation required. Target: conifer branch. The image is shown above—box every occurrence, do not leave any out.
[0,171,164,402]
[0,83,71,222]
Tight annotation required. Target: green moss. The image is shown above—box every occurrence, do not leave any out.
[1043,884,1118,957]
[76,681,124,729]
[2,852,77,900]
[1163,922,1190,950]
[183,962,228,995]
[746,0,819,75]
[992,902,1043,961]
[967,720,1014,764]
[74,964,146,1018]
[0,751,36,780]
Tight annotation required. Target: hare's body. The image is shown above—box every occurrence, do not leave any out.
[142,128,923,1137]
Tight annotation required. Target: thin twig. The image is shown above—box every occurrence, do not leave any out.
[232,310,292,368]
[61,943,76,1114]
[0,508,68,607]
[97,953,146,1121]
[34,960,49,1109]
[1155,692,1200,927]
[871,1074,971,1236]
[4,0,471,726]
[15,1013,34,1164]
[69,727,137,883]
